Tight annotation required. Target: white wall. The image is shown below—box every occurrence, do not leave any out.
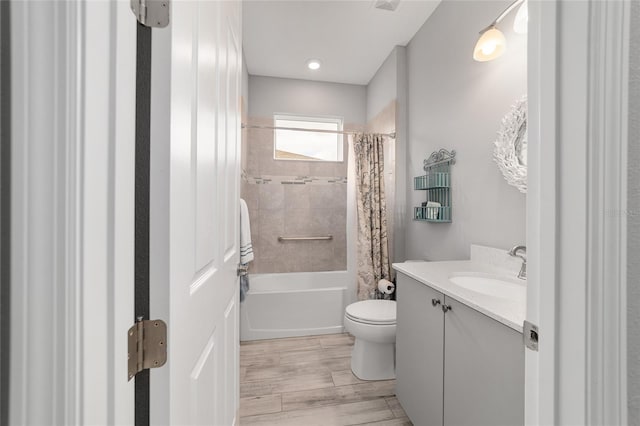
[405,0,527,261]
[249,75,366,125]
[628,0,640,422]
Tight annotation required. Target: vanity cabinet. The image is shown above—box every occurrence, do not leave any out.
[444,296,524,426]
[396,275,444,426]
[396,273,524,426]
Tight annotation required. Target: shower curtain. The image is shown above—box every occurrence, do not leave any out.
[353,133,391,300]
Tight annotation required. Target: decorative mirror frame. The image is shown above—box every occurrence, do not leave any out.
[494,95,527,193]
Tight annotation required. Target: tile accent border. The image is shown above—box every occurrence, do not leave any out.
[242,169,347,185]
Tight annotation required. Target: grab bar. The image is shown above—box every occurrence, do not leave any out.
[278,235,333,242]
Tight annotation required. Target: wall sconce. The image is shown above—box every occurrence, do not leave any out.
[473,0,528,62]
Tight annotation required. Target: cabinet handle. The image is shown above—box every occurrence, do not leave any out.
[431,298,441,307]
[442,304,452,313]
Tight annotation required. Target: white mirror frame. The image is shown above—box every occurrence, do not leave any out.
[494,95,528,193]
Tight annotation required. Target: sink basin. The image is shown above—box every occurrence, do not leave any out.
[448,273,525,301]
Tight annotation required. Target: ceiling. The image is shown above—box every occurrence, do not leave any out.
[243,0,441,85]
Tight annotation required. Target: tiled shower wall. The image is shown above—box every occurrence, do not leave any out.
[241,119,350,274]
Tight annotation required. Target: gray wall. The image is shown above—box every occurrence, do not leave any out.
[629,1,640,423]
[366,48,398,123]
[241,53,249,171]
[365,46,409,264]
[405,0,527,261]
[395,47,408,262]
[249,75,366,124]
[242,52,249,109]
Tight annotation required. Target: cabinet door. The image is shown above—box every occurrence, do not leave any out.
[443,297,524,426]
[396,273,445,426]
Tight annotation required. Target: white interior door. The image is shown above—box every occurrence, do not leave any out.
[527,1,630,424]
[150,1,242,424]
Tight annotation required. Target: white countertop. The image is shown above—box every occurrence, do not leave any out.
[392,260,526,333]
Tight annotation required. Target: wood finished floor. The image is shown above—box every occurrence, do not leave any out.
[239,333,412,426]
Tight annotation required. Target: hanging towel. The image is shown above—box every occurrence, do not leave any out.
[239,198,253,302]
[240,198,254,264]
[240,274,250,303]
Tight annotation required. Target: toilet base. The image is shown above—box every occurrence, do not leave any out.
[350,338,395,380]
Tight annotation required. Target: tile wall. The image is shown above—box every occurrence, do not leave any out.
[242,118,350,274]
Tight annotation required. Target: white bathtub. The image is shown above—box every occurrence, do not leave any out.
[240,271,348,341]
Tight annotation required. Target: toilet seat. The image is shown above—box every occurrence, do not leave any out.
[345,300,396,325]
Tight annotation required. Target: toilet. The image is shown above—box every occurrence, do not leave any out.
[344,299,397,380]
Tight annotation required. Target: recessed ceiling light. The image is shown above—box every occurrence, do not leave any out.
[307,59,321,70]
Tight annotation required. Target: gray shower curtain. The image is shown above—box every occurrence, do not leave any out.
[353,133,391,300]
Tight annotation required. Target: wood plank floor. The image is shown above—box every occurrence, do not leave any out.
[239,333,412,426]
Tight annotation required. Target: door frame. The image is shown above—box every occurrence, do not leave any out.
[0,1,11,424]
[7,0,633,423]
[527,0,630,424]
[8,1,136,424]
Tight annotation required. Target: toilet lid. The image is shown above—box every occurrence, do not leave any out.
[345,300,396,325]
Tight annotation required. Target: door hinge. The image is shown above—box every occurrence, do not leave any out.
[130,0,170,28]
[237,263,249,277]
[128,318,167,381]
[523,320,539,352]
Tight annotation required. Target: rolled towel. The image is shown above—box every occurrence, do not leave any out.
[426,201,441,220]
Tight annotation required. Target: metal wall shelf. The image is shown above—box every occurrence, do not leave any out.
[414,206,452,222]
[414,172,450,190]
[414,149,455,223]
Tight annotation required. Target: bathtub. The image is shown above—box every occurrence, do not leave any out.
[240,271,348,341]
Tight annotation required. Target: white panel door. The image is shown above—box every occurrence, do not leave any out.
[162,1,241,424]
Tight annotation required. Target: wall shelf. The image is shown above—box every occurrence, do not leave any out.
[414,172,450,190]
[414,149,455,223]
[414,206,452,223]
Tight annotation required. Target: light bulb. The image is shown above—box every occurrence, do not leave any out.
[307,59,321,70]
[473,27,506,62]
[482,42,497,55]
[513,0,528,34]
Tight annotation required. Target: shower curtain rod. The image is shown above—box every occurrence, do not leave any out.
[241,123,396,139]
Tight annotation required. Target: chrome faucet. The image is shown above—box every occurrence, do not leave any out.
[508,245,527,280]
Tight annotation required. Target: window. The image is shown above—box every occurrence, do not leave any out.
[274,115,344,162]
